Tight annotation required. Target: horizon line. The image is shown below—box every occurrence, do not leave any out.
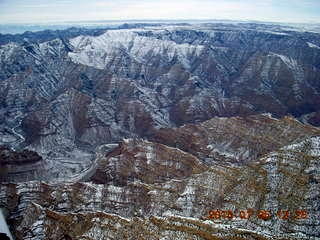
[1,18,320,26]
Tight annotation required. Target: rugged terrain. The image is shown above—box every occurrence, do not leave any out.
[0,23,320,239]
[1,114,320,239]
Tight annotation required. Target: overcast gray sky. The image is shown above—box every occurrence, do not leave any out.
[0,0,319,24]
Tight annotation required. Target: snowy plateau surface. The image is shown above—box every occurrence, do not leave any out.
[0,23,320,239]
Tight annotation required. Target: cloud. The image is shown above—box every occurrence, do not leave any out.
[0,0,319,24]
[92,0,262,20]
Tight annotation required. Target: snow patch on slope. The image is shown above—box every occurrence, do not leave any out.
[307,42,320,49]
[261,30,290,36]
[146,145,154,164]
[269,52,298,70]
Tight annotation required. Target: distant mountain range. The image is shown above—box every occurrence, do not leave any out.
[1,19,320,34]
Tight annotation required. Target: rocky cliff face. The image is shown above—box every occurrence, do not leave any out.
[0,23,320,239]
